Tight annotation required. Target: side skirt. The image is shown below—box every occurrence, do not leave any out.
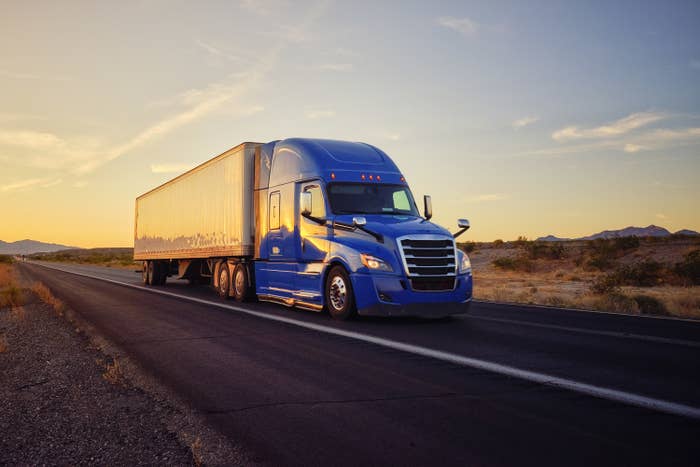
[258,294,324,312]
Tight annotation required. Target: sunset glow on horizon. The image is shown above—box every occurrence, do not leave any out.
[1,1,699,248]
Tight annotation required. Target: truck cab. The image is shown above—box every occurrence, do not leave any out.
[253,138,473,319]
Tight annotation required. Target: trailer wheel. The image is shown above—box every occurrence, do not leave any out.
[217,262,230,299]
[154,261,167,286]
[147,261,156,286]
[142,261,150,285]
[232,263,250,302]
[325,266,357,320]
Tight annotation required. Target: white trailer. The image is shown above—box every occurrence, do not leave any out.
[134,142,259,266]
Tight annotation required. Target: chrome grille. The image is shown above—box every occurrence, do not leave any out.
[398,235,456,291]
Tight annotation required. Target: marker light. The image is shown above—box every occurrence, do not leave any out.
[331,172,336,179]
[400,176,405,182]
[361,174,366,180]
[369,175,374,180]
[377,175,381,181]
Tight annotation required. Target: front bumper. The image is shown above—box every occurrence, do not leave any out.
[350,272,473,318]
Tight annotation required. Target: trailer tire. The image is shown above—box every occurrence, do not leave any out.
[142,261,150,285]
[217,262,230,299]
[154,261,167,285]
[325,266,357,320]
[147,261,156,286]
[232,263,250,302]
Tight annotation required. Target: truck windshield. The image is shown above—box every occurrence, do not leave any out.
[327,183,420,216]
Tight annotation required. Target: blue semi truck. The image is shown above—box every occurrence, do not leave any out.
[134,138,472,319]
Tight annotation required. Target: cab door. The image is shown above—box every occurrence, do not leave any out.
[295,181,330,304]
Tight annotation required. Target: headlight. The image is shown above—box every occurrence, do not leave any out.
[458,251,472,274]
[361,253,393,272]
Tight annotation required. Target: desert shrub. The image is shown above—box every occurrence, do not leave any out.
[493,239,504,246]
[0,255,13,264]
[493,256,533,272]
[633,295,669,316]
[613,236,640,251]
[458,242,476,253]
[591,260,665,292]
[674,250,700,285]
[615,260,664,287]
[591,274,620,294]
[514,236,530,248]
[586,255,614,271]
[527,242,566,260]
[595,293,639,313]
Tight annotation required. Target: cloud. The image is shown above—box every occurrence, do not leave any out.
[437,16,478,36]
[317,63,354,72]
[0,130,99,170]
[385,133,401,141]
[1,1,329,186]
[465,193,508,203]
[0,70,70,81]
[150,163,195,174]
[1,177,56,192]
[73,181,87,188]
[41,179,62,188]
[552,112,666,141]
[517,125,700,158]
[623,143,646,153]
[690,59,700,70]
[305,109,335,119]
[195,39,241,62]
[656,213,667,220]
[512,116,538,129]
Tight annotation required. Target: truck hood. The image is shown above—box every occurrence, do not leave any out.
[333,214,452,239]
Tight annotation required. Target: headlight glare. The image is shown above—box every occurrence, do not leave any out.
[361,253,393,272]
[458,251,472,274]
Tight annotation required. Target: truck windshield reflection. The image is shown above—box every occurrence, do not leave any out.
[327,183,419,216]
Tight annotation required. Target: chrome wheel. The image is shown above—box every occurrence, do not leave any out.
[329,275,347,311]
[218,265,229,297]
[234,267,245,296]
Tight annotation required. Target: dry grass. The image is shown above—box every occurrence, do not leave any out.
[102,357,127,386]
[470,238,700,319]
[0,263,24,309]
[31,282,66,316]
[191,437,203,467]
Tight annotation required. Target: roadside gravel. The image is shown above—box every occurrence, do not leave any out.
[0,291,196,465]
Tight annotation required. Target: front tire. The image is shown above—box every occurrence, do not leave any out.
[325,266,357,320]
[217,262,230,299]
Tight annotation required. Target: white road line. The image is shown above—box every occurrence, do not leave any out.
[29,262,700,421]
[468,315,700,348]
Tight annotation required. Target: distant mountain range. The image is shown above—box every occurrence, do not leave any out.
[0,239,78,255]
[537,225,700,242]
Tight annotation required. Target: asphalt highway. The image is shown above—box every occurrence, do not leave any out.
[17,261,700,466]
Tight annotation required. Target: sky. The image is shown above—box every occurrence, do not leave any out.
[1,0,699,247]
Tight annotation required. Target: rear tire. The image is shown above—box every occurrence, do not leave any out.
[325,266,357,320]
[147,261,155,286]
[142,261,150,285]
[232,263,250,302]
[217,262,230,299]
[154,261,168,285]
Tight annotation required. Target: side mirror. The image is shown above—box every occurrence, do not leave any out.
[423,195,433,220]
[453,218,471,239]
[300,191,312,217]
[352,216,367,227]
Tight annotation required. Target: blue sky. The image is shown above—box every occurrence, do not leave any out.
[1,0,699,246]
